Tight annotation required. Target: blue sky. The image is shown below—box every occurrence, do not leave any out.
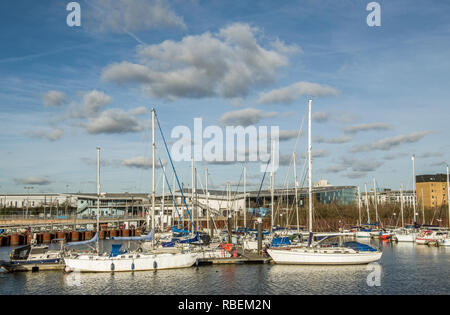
[1,0,450,194]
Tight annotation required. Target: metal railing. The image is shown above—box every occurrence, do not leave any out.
[0,214,147,223]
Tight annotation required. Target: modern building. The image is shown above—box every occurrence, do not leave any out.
[1,182,358,223]
[416,174,449,208]
[0,194,76,211]
[361,189,416,207]
[75,193,148,218]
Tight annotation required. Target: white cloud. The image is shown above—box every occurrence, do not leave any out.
[312,112,331,123]
[351,131,431,152]
[42,90,66,107]
[102,23,296,100]
[279,130,302,141]
[419,152,444,158]
[68,90,112,119]
[121,156,166,169]
[27,128,64,141]
[322,156,383,177]
[257,81,339,105]
[344,122,391,134]
[14,176,51,185]
[129,106,148,116]
[430,160,446,167]
[301,149,329,159]
[219,108,277,126]
[315,135,352,144]
[88,0,186,33]
[85,109,145,134]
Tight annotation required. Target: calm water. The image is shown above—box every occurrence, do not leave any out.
[0,241,449,295]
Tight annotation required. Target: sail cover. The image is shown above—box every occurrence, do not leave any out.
[66,232,99,246]
[110,230,154,241]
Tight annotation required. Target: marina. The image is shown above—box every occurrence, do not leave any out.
[2,0,450,299]
[1,240,449,295]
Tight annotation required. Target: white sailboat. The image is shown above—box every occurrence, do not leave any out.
[267,99,382,265]
[355,184,374,239]
[65,110,197,272]
[393,157,419,242]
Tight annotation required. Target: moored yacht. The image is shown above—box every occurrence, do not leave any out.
[0,239,65,272]
[65,111,198,273]
[267,99,382,265]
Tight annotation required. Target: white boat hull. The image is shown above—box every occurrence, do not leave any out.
[64,252,197,272]
[415,238,431,245]
[393,233,416,242]
[267,247,382,265]
[355,231,372,239]
[439,238,450,247]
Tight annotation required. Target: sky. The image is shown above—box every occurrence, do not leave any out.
[1,0,450,195]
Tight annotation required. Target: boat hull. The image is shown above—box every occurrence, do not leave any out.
[267,248,382,265]
[355,231,372,239]
[64,252,197,272]
[393,233,416,242]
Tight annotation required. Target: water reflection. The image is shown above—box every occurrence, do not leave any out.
[0,240,449,295]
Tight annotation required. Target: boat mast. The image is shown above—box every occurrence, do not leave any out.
[365,183,370,224]
[294,152,299,233]
[191,158,196,233]
[357,186,361,226]
[206,168,209,232]
[96,146,100,254]
[308,98,313,233]
[412,155,417,224]
[400,184,404,228]
[271,141,275,233]
[373,178,379,224]
[162,166,165,231]
[152,108,156,249]
[243,165,246,229]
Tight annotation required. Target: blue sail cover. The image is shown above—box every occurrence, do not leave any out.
[110,244,128,257]
[344,242,377,252]
[271,237,291,247]
[111,230,154,241]
[66,232,99,246]
[172,226,190,235]
[179,235,198,244]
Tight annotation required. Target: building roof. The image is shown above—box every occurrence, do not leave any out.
[416,174,448,183]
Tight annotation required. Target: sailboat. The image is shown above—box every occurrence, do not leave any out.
[355,184,376,239]
[393,157,419,242]
[267,99,382,265]
[64,110,197,272]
